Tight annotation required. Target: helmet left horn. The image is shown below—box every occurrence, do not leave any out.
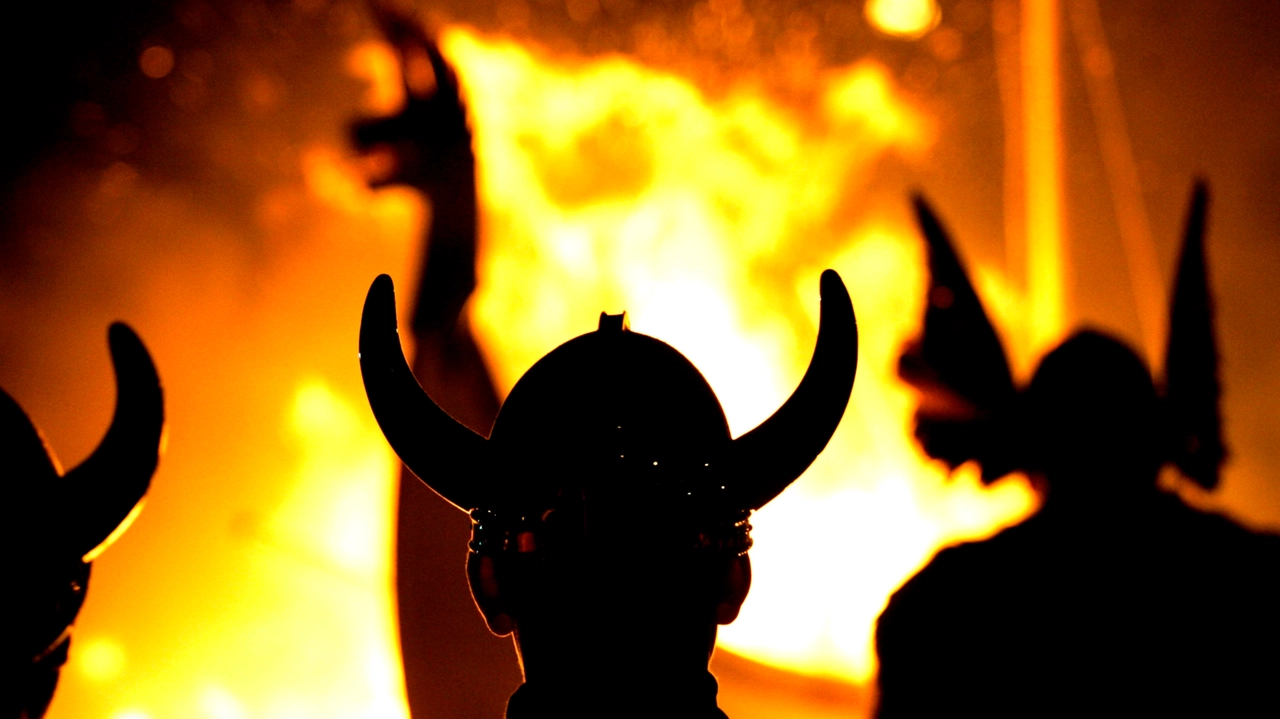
[359,274,492,511]
[61,323,166,561]
[5,323,165,562]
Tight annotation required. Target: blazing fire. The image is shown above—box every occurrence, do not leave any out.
[36,18,1041,719]
[435,27,1037,683]
[43,150,423,719]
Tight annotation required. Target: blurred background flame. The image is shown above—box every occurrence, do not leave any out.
[439,28,1033,686]
[1,1,1279,718]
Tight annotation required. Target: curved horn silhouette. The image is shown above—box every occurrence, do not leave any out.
[63,323,165,561]
[360,274,491,511]
[727,269,858,510]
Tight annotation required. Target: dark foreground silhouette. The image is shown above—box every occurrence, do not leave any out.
[4,324,164,719]
[358,267,857,717]
[877,185,1280,717]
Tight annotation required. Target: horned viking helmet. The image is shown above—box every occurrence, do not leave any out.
[5,323,165,719]
[902,182,1221,489]
[360,271,858,554]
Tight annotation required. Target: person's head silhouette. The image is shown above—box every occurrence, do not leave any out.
[359,271,858,717]
[1025,331,1161,503]
[900,182,1222,507]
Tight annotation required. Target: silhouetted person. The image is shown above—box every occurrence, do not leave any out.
[357,269,858,717]
[5,324,164,719]
[350,9,517,717]
[875,185,1280,717]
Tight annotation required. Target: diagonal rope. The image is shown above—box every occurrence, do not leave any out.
[1067,0,1167,370]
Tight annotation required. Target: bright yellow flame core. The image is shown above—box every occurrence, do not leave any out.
[445,29,1035,682]
[76,637,127,683]
[865,0,942,39]
[279,380,397,574]
[208,377,410,718]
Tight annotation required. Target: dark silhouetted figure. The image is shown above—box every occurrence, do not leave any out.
[350,10,518,717]
[876,184,1280,717]
[4,324,165,719]
[358,269,858,718]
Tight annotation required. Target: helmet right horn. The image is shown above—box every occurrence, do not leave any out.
[723,269,859,510]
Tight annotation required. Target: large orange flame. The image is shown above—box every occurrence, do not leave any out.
[445,28,1037,682]
[46,22,1038,719]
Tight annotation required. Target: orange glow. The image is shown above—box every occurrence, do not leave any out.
[439,28,1035,683]
[865,0,941,39]
[76,637,127,683]
[47,139,419,719]
[139,46,175,80]
[347,41,407,116]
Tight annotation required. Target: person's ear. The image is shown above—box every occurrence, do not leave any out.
[466,553,515,636]
[714,554,752,625]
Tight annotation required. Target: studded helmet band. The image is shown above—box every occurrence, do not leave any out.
[468,507,754,557]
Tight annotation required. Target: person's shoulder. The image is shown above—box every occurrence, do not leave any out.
[1155,493,1280,552]
[907,522,1035,588]
[880,523,1033,631]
